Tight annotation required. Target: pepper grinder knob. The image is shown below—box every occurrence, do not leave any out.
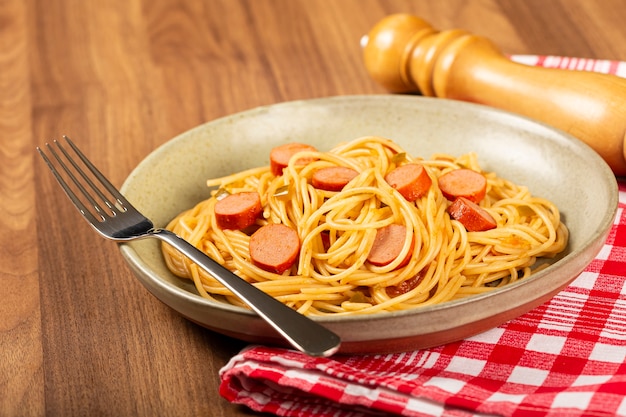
[362,13,626,176]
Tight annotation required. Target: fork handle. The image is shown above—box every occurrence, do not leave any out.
[152,228,341,357]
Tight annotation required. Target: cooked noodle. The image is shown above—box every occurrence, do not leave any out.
[162,136,568,316]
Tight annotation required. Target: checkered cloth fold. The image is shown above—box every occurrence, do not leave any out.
[219,57,626,417]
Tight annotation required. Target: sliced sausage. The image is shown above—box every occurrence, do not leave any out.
[320,230,331,251]
[269,143,317,176]
[386,271,425,297]
[214,192,262,230]
[367,224,414,268]
[448,197,497,232]
[312,166,359,191]
[438,168,487,203]
[249,223,300,274]
[385,164,432,201]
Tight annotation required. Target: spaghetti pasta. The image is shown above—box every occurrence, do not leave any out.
[162,136,568,316]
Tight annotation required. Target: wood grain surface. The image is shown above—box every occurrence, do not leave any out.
[2,1,625,416]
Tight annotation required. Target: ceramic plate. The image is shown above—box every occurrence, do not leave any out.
[119,95,617,354]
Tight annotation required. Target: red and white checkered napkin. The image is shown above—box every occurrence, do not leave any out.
[219,58,626,417]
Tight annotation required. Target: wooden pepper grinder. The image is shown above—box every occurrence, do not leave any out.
[361,14,626,176]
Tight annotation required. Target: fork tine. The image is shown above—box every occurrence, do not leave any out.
[37,143,103,225]
[53,137,118,214]
[61,136,130,210]
[49,140,112,214]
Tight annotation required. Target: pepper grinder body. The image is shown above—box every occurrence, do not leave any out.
[362,14,626,176]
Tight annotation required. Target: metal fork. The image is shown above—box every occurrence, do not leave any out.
[37,136,341,357]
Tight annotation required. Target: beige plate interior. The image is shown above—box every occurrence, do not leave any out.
[119,95,618,354]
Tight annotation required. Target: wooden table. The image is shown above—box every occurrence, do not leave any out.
[3,1,625,415]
